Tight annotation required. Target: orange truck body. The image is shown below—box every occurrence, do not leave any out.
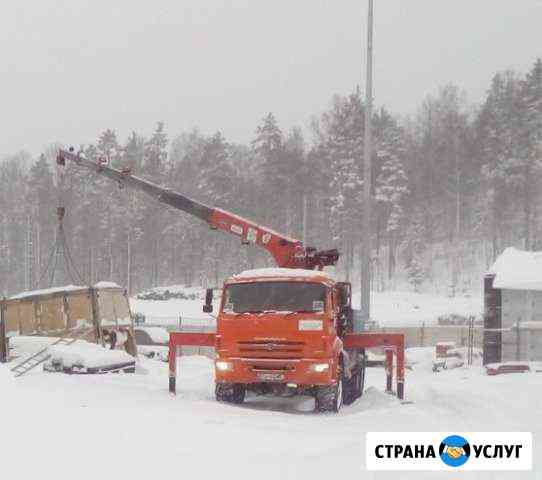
[214,269,343,388]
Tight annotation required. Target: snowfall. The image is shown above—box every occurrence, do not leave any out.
[3,269,542,479]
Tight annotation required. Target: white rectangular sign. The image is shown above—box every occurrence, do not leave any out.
[366,432,532,471]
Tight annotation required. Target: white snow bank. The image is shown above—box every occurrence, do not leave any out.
[489,247,542,291]
[233,268,334,280]
[47,342,134,369]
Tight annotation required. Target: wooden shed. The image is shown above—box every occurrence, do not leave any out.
[0,282,135,356]
[484,248,542,364]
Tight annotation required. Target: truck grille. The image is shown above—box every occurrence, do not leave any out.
[251,364,295,372]
[237,340,305,358]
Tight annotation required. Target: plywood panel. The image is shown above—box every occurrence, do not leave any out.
[20,302,37,334]
[5,303,22,334]
[66,292,93,329]
[39,297,64,332]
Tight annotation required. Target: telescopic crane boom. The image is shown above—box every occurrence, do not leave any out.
[57,148,339,270]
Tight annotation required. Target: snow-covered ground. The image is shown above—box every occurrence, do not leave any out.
[130,286,482,327]
[0,283,517,477]
[2,351,540,479]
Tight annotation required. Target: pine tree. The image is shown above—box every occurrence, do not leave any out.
[252,113,288,234]
[27,154,56,285]
[315,90,364,280]
[374,110,409,285]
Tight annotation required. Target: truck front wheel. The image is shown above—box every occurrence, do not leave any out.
[315,379,343,413]
[215,382,245,404]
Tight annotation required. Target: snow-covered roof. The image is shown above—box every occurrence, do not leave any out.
[9,281,123,300]
[9,285,87,300]
[489,247,542,291]
[232,268,335,280]
[93,281,122,289]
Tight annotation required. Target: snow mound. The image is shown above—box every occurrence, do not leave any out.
[357,386,400,410]
[406,347,436,369]
[46,342,134,370]
[489,247,542,291]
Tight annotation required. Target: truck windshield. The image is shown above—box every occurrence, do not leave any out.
[223,282,326,314]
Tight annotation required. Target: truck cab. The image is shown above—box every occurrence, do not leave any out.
[205,268,365,412]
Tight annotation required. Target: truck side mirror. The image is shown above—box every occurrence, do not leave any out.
[203,288,213,313]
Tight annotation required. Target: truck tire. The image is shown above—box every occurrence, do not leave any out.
[315,378,343,413]
[215,382,246,404]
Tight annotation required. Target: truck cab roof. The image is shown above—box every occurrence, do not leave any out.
[228,267,336,285]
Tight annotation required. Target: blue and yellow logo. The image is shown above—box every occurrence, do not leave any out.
[439,435,471,467]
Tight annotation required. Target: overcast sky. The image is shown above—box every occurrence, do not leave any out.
[1,0,541,156]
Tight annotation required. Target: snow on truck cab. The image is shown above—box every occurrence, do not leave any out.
[203,268,366,412]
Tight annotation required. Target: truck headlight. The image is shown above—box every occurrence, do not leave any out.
[215,361,232,371]
[311,363,329,373]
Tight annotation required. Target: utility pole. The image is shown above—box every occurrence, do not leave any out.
[302,193,308,246]
[360,0,374,327]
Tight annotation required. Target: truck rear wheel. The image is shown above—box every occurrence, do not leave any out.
[215,382,245,404]
[315,379,343,413]
[343,351,366,405]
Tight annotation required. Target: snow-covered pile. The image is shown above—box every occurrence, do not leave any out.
[489,247,542,291]
[136,284,204,301]
[46,341,134,370]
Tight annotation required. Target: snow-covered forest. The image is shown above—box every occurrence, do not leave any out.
[1,58,541,297]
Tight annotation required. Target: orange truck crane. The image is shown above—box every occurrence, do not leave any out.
[57,148,405,412]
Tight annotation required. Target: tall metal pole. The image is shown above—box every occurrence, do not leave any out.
[360,0,374,326]
[302,193,308,246]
